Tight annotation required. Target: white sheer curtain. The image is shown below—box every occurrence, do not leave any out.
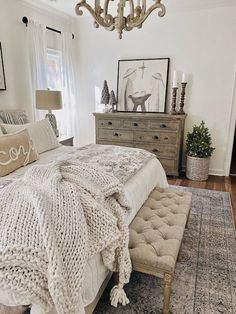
[27,20,48,121]
[59,32,79,145]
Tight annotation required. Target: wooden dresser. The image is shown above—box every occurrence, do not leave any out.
[94,112,186,176]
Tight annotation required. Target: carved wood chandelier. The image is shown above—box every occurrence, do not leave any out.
[75,0,166,39]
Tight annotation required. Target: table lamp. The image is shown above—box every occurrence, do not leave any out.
[36,90,62,137]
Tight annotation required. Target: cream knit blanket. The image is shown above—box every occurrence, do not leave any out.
[0,160,132,314]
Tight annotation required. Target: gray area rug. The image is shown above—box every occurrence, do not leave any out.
[94,187,236,314]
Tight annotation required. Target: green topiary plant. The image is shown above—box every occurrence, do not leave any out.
[186,121,215,158]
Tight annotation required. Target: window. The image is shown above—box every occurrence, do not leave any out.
[47,48,62,90]
[46,49,69,136]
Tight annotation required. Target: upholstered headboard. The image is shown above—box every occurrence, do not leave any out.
[0,110,29,125]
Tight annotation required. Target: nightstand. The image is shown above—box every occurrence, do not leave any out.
[59,136,74,146]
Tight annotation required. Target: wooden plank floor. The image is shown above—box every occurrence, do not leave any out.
[168,175,236,227]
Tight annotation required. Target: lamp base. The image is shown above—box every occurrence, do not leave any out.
[45,113,59,137]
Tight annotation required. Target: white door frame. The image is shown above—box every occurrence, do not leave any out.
[224,71,236,176]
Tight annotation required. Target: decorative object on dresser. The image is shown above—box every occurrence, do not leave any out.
[94,112,186,176]
[170,71,188,115]
[0,42,6,91]
[36,90,63,137]
[109,90,117,112]
[186,121,215,181]
[117,58,169,113]
[75,0,166,39]
[178,72,187,115]
[59,136,74,147]
[101,80,110,113]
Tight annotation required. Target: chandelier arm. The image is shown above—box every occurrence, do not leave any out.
[128,0,135,19]
[103,0,110,17]
[126,1,165,29]
[141,0,146,13]
[75,1,115,28]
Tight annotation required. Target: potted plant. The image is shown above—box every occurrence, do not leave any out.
[186,121,215,181]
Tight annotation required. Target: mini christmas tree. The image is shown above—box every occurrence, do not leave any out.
[186,121,215,158]
[101,80,110,107]
[109,90,117,112]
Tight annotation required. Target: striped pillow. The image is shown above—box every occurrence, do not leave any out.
[0,111,29,125]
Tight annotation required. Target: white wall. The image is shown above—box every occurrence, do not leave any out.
[76,4,236,176]
[0,0,78,121]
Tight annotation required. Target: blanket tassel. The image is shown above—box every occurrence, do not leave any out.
[110,284,130,307]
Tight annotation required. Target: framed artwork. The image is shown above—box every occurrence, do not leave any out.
[117,58,169,113]
[0,43,6,91]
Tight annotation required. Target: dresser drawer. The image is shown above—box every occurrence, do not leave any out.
[123,119,148,129]
[97,140,133,148]
[134,131,177,145]
[98,119,121,128]
[98,129,133,142]
[135,144,176,158]
[149,120,179,131]
[159,158,177,175]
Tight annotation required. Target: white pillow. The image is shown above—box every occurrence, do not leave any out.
[1,119,60,154]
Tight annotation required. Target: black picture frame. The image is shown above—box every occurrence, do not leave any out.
[117,57,169,113]
[0,43,6,91]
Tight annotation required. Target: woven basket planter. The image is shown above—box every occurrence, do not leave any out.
[186,156,210,181]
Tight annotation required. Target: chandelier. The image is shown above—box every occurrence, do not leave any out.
[75,0,166,39]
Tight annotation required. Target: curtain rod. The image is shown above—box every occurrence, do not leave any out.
[22,17,75,39]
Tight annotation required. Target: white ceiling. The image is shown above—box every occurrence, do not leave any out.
[24,0,236,17]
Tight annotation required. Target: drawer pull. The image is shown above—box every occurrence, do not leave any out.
[114,133,119,137]
[133,123,139,127]
[139,136,142,139]
[153,149,159,153]
[164,137,169,140]
[108,121,113,125]
[153,135,159,140]
[160,124,167,128]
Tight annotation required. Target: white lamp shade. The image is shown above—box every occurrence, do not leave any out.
[36,90,63,110]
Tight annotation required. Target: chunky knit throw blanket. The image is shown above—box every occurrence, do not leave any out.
[0,160,132,314]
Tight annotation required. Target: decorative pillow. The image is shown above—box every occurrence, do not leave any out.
[1,119,60,154]
[0,110,29,125]
[0,129,39,177]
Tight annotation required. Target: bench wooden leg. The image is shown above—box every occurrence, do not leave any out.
[163,273,172,314]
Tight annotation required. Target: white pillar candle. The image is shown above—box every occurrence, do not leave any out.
[182,72,187,83]
[173,71,178,88]
[137,0,141,6]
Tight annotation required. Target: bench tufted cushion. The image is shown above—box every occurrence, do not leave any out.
[129,187,192,273]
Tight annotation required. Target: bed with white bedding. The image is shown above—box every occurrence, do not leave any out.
[0,144,168,313]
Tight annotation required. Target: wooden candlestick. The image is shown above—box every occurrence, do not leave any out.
[178,82,187,114]
[170,87,178,115]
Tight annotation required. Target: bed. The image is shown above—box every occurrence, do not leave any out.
[0,117,168,313]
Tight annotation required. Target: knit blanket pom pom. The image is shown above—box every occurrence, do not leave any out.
[110,284,130,307]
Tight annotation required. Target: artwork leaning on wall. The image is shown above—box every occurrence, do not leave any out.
[117,58,169,113]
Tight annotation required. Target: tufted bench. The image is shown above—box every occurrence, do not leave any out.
[129,187,192,314]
